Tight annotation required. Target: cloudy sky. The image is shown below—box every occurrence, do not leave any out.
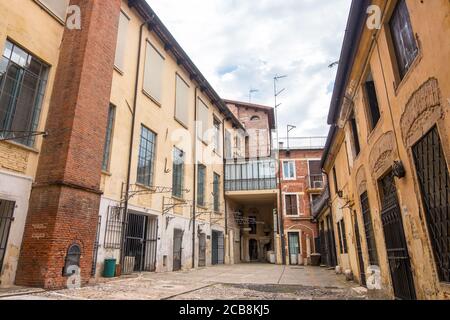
[147,0,352,137]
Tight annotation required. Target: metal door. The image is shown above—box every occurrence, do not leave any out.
[212,231,224,265]
[327,214,338,267]
[173,229,183,271]
[0,200,15,271]
[354,215,366,286]
[198,233,206,267]
[124,213,155,272]
[412,126,450,282]
[380,172,416,300]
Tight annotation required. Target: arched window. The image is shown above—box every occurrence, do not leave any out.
[63,244,81,276]
[250,115,260,121]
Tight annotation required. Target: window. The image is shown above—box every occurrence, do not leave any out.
[364,72,381,131]
[337,220,348,254]
[283,161,296,180]
[175,74,190,127]
[172,147,185,198]
[213,118,221,154]
[213,173,220,212]
[285,194,298,216]
[143,42,164,103]
[332,166,339,195]
[360,191,379,266]
[36,0,70,21]
[102,104,116,172]
[137,126,156,187]
[114,11,130,72]
[250,115,260,121]
[0,40,49,147]
[389,0,418,79]
[308,160,323,188]
[197,98,209,142]
[224,130,232,159]
[197,164,206,206]
[350,112,361,157]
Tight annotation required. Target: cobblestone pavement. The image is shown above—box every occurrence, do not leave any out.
[0,264,373,300]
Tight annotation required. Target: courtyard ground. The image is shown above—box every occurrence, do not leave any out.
[0,264,378,300]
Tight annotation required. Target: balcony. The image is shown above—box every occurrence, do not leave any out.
[306,174,326,192]
[312,184,330,218]
[225,158,277,192]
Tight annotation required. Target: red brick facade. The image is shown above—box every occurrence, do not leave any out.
[15,0,121,289]
[279,149,323,262]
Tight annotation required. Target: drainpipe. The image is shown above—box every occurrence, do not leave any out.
[120,19,153,267]
[278,150,287,265]
[192,87,198,269]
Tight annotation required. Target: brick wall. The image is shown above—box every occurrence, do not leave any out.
[280,149,323,259]
[0,142,28,173]
[15,0,121,289]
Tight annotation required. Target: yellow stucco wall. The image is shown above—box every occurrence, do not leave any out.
[325,0,450,299]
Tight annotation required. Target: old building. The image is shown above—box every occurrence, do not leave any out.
[314,0,450,300]
[279,144,324,266]
[0,0,295,290]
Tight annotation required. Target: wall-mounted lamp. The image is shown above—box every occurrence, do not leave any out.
[392,160,406,179]
[337,190,344,198]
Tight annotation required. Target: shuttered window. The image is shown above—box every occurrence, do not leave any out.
[213,118,221,154]
[175,74,190,127]
[364,72,381,131]
[197,98,209,141]
[285,195,298,216]
[389,0,418,79]
[350,112,361,157]
[213,173,220,212]
[143,42,164,103]
[114,11,130,72]
[37,0,70,21]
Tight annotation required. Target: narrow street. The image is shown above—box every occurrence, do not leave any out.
[1,264,374,300]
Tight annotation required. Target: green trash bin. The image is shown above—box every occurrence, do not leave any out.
[103,259,116,278]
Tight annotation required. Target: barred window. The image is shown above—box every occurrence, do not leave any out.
[137,126,156,187]
[102,104,116,172]
[172,147,185,198]
[197,164,206,206]
[0,40,48,147]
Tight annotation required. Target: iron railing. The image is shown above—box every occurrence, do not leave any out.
[225,158,277,192]
[277,136,327,150]
[307,174,325,190]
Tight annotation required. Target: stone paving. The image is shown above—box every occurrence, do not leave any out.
[0,264,373,300]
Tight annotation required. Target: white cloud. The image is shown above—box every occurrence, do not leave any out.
[147,0,352,137]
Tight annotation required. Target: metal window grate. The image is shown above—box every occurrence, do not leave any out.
[413,126,450,283]
[104,206,124,250]
[0,199,15,270]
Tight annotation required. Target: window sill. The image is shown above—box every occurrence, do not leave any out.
[1,140,39,154]
[142,90,162,108]
[101,170,112,176]
[174,117,188,130]
[113,66,124,76]
[135,183,154,191]
[172,195,185,202]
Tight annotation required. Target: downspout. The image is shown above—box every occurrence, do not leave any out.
[278,151,287,265]
[121,19,152,267]
[192,87,198,269]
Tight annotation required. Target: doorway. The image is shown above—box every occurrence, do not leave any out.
[288,232,300,265]
[124,213,158,272]
[212,230,224,265]
[0,199,15,273]
[354,214,366,287]
[379,172,416,300]
[198,233,206,267]
[173,229,183,271]
[249,239,258,261]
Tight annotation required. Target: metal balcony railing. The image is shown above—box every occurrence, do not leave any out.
[225,158,277,192]
[307,174,326,190]
[312,183,330,218]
